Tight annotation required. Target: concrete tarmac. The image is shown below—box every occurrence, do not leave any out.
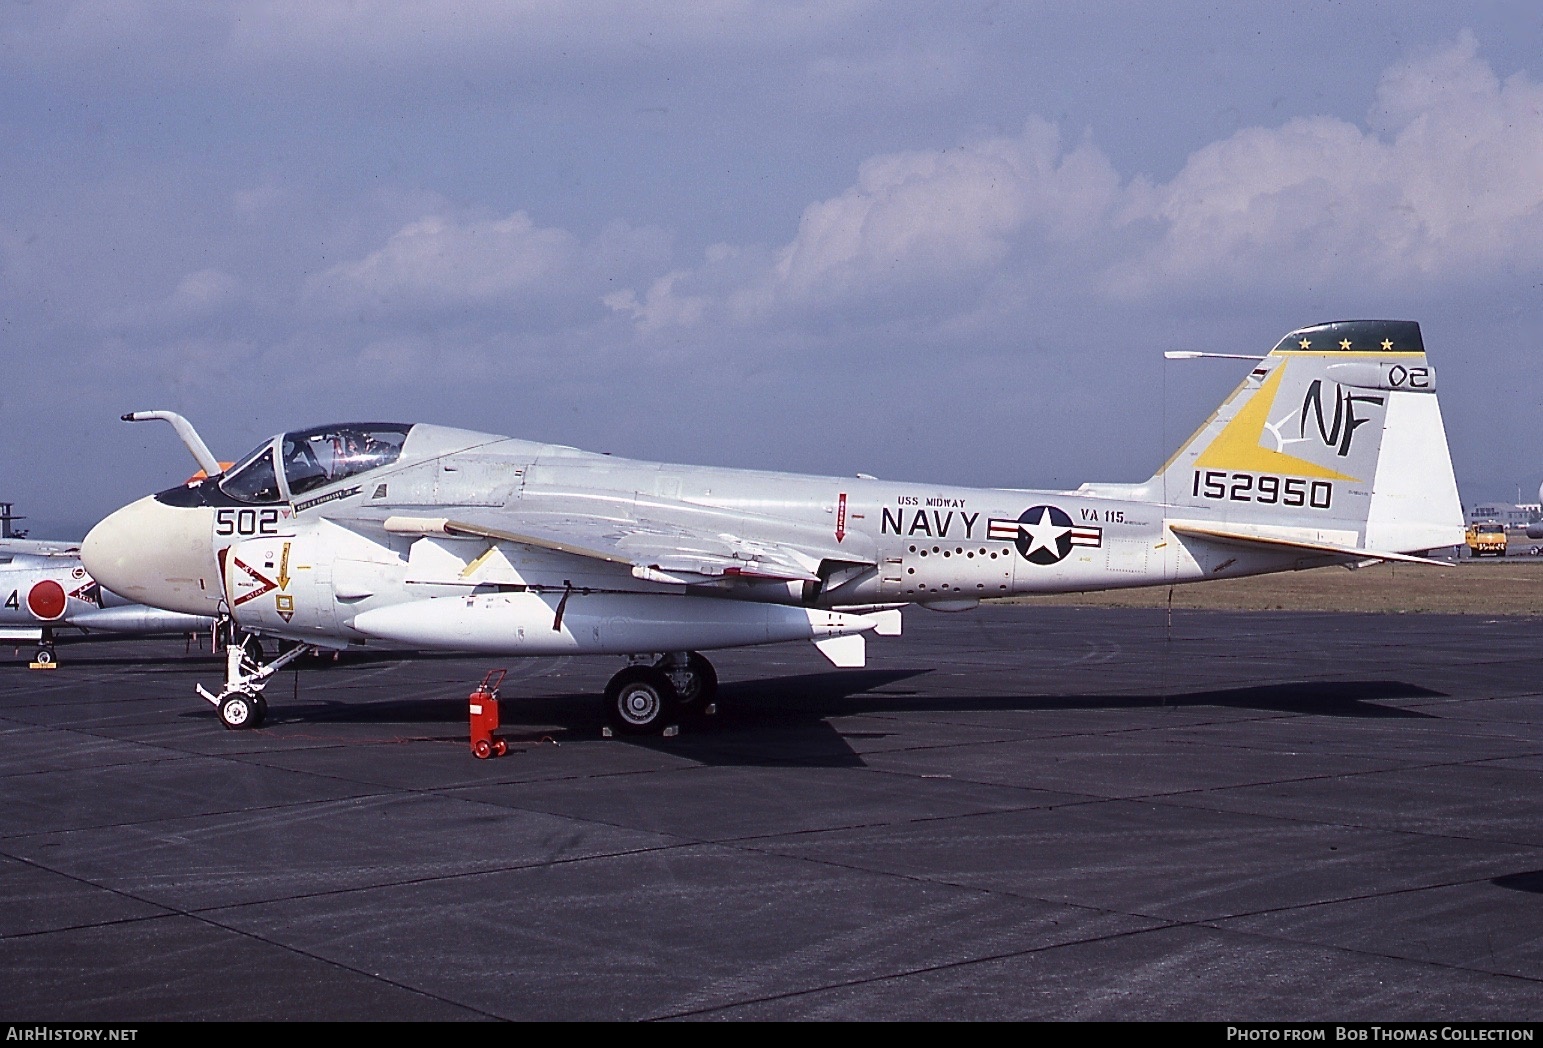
[2,605,1540,1021]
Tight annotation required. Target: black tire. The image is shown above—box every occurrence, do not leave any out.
[219,693,257,730]
[604,666,679,735]
[33,647,55,666]
[250,695,268,728]
[681,651,718,707]
[240,634,265,662]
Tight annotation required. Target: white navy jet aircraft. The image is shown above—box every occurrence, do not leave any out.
[83,321,1463,733]
[0,504,213,664]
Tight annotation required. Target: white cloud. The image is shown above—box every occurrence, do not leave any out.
[775,119,1116,296]
[604,272,707,333]
[304,211,670,323]
[308,211,578,314]
[1111,31,1543,295]
[613,33,1543,331]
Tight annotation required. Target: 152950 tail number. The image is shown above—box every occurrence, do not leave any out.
[1191,470,1331,509]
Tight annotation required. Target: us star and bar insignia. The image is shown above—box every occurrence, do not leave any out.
[987,505,1101,565]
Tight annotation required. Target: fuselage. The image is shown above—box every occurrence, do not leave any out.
[82,420,1329,647]
[0,546,212,641]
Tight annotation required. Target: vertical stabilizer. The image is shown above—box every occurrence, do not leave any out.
[1147,321,1463,553]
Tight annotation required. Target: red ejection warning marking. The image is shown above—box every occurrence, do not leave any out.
[836,492,848,543]
[230,556,278,608]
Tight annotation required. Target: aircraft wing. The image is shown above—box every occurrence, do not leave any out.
[383,504,871,586]
[0,538,82,556]
[1167,521,1450,566]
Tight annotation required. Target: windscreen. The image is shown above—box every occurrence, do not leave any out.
[218,441,283,504]
[281,423,412,496]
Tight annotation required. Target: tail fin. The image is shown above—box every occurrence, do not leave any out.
[1137,321,1463,555]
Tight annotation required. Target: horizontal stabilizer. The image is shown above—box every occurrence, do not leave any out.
[1168,521,1449,566]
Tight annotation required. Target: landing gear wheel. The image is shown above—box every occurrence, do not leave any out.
[250,695,268,728]
[661,651,718,708]
[32,646,55,666]
[240,634,265,663]
[219,693,258,730]
[473,739,493,760]
[605,666,679,735]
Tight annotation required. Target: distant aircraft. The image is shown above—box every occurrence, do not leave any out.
[0,505,214,665]
[1526,483,1543,540]
[82,320,1463,731]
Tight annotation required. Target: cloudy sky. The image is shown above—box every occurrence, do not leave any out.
[3,2,1541,537]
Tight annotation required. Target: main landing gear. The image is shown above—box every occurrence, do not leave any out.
[603,651,719,735]
[190,638,721,736]
[196,632,317,730]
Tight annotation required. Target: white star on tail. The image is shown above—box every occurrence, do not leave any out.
[1020,507,1071,557]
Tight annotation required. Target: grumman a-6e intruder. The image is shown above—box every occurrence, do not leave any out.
[83,321,1464,733]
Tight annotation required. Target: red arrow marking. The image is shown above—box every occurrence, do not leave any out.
[835,492,848,543]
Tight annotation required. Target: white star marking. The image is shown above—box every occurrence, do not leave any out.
[1020,508,1072,558]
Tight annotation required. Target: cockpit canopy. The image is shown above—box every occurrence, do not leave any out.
[219,423,412,504]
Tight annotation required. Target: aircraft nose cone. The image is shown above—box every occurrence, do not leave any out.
[83,496,219,615]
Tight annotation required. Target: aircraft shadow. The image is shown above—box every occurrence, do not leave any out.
[213,668,1445,769]
[641,674,1443,767]
[1492,871,1543,894]
[725,675,1446,721]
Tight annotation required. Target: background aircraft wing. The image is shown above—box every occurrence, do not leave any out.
[0,538,83,556]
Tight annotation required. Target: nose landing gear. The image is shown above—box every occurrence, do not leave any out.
[218,691,267,730]
[197,630,315,730]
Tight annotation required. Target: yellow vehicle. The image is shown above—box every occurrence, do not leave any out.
[1466,521,1508,557]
